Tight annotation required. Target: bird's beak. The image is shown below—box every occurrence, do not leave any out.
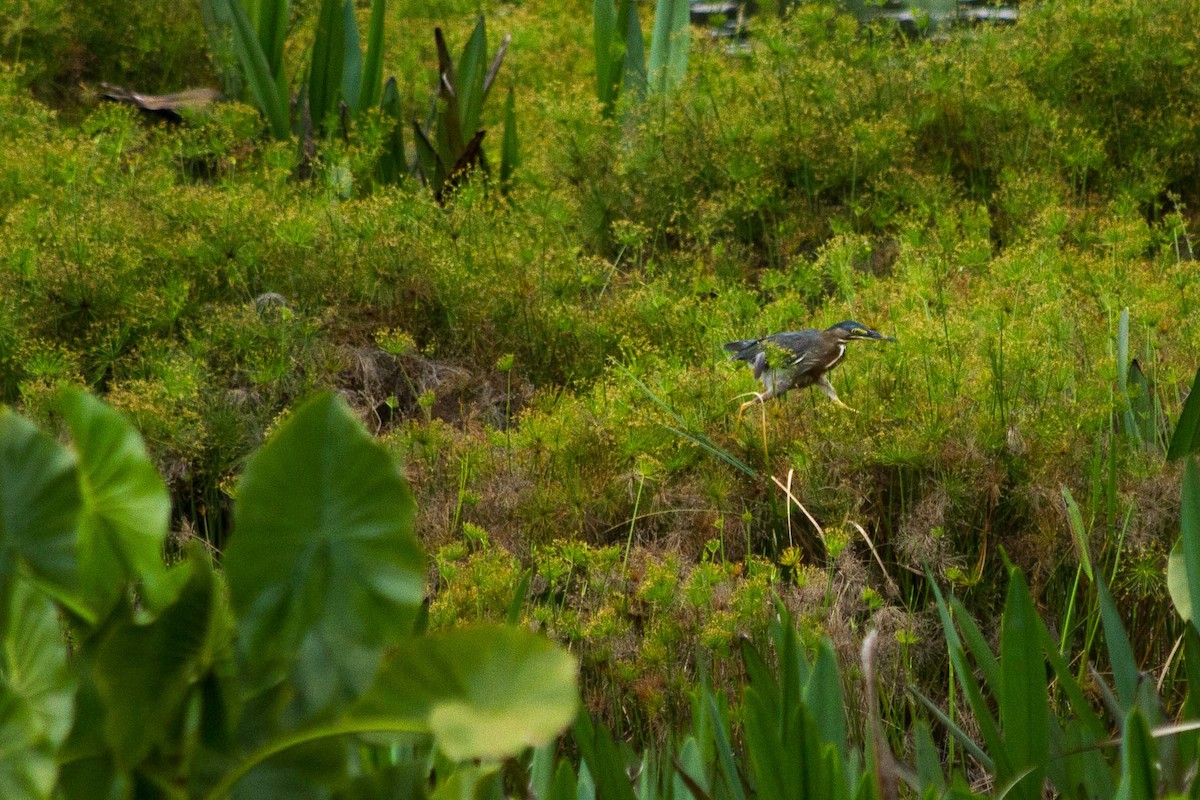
[863,329,896,342]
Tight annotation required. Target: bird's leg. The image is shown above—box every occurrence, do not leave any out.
[816,376,857,413]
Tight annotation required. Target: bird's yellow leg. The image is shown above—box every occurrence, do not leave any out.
[816,377,858,413]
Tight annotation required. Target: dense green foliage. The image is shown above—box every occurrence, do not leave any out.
[0,390,577,798]
[2,0,1200,779]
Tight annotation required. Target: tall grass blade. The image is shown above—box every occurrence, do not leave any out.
[1036,623,1106,738]
[926,571,1006,762]
[998,567,1049,800]
[1096,573,1139,710]
[594,0,620,113]
[413,121,445,197]
[548,761,579,800]
[1116,709,1156,800]
[358,0,387,111]
[377,77,406,183]
[616,364,756,477]
[1127,359,1160,451]
[481,35,510,100]
[226,0,290,138]
[505,567,532,625]
[500,86,518,192]
[1182,459,1200,637]
[573,715,638,800]
[647,0,690,96]
[308,0,346,131]
[949,595,1001,690]
[913,721,945,791]
[251,0,288,92]
[706,692,747,800]
[1168,366,1200,460]
[910,687,992,770]
[673,741,711,800]
[340,0,363,116]
[806,639,847,760]
[1117,308,1142,446]
[199,0,241,96]
[620,0,646,100]
[434,28,465,160]
[1062,486,1094,581]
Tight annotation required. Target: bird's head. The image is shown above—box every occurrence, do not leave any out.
[827,320,897,343]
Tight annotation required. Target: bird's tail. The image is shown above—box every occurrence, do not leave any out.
[723,339,759,357]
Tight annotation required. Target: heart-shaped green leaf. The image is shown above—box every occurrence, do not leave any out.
[356,625,578,761]
[92,551,220,767]
[0,577,75,800]
[0,409,80,600]
[59,389,170,614]
[224,393,423,712]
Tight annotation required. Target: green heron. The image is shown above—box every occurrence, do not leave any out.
[724,321,895,419]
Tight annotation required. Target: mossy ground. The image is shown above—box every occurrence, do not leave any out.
[2,0,1199,734]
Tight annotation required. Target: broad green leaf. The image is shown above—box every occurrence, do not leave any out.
[646,0,690,96]
[1181,459,1200,636]
[308,0,347,131]
[357,0,387,111]
[224,393,424,712]
[999,568,1048,800]
[500,86,518,192]
[0,409,80,599]
[457,17,488,137]
[226,0,290,138]
[92,551,218,767]
[0,578,74,800]
[340,0,364,116]
[59,388,170,614]
[358,625,577,762]
[1168,367,1200,460]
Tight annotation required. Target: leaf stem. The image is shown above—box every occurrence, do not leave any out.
[201,717,426,800]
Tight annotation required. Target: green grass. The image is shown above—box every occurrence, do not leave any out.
[1,0,1200,736]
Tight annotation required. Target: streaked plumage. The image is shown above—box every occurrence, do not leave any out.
[724,320,894,418]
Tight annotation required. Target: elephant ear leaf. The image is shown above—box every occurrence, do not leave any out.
[0,409,81,607]
[224,392,424,715]
[355,625,578,761]
[59,388,170,615]
[0,577,75,800]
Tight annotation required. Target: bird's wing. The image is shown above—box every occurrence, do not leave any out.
[751,350,769,380]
